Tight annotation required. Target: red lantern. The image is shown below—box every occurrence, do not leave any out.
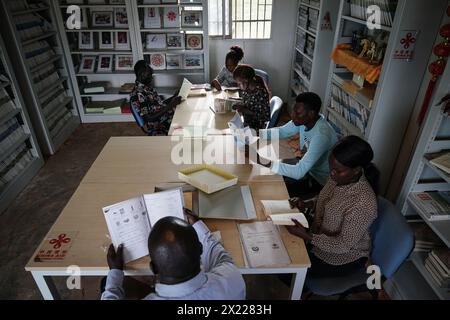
[440,24,450,38]
[433,43,450,57]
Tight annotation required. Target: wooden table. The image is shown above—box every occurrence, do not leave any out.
[168,90,239,136]
[25,136,310,300]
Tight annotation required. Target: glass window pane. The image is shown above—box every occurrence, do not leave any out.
[243,21,251,38]
[258,3,265,20]
[236,0,243,20]
[258,21,265,38]
[250,0,258,20]
[264,21,271,38]
[243,0,251,21]
[250,21,257,38]
[265,4,272,20]
[236,22,243,38]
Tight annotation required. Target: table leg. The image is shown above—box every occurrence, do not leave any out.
[31,271,60,300]
[290,268,307,300]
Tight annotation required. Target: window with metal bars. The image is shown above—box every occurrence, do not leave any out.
[208,0,273,39]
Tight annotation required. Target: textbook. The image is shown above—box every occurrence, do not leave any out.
[429,151,450,175]
[408,191,450,221]
[260,200,309,227]
[81,81,111,93]
[102,188,185,263]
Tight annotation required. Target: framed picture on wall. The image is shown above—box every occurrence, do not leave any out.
[163,6,180,28]
[167,33,185,49]
[145,34,166,50]
[79,56,96,73]
[149,53,166,70]
[181,11,202,27]
[110,0,125,4]
[92,11,114,27]
[186,34,202,50]
[144,7,161,29]
[166,54,182,69]
[183,53,203,69]
[99,31,114,49]
[78,31,94,50]
[114,8,128,28]
[97,55,113,72]
[115,55,134,71]
[115,31,130,50]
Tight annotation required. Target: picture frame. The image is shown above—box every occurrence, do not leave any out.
[80,8,88,28]
[183,53,203,69]
[145,33,166,50]
[181,11,202,27]
[97,55,113,72]
[92,11,114,27]
[166,54,182,69]
[161,0,177,3]
[144,7,161,29]
[109,0,125,4]
[143,0,161,3]
[79,56,96,73]
[99,31,114,49]
[186,33,202,50]
[149,53,166,70]
[87,0,106,3]
[114,8,128,28]
[167,33,185,49]
[78,31,94,50]
[115,55,134,71]
[115,31,130,50]
[163,6,180,28]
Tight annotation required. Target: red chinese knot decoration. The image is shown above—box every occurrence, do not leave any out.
[417,7,450,125]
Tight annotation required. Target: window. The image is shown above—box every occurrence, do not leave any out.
[208,0,273,39]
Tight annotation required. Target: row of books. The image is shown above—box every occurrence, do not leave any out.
[291,78,309,95]
[84,98,129,114]
[48,107,73,139]
[408,192,450,221]
[330,83,370,134]
[0,118,25,154]
[14,13,48,42]
[40,86,70,119]
[0,143,34,192]
[296,29,315,60]
[426,151,450,175]
[298,5,319,34]
[300,0,320,7]
[348,0,397,27]
[24,41,56,71]
[409,221,444,252]
[8,0,29,12]
[425,249,450,289]
[295,59,312,81]
[33,65,61,96]
[326,111,347,138]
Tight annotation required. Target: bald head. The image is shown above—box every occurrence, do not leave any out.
[148,217,202,284]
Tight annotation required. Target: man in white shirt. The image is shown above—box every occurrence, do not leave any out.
[101,213,246,300]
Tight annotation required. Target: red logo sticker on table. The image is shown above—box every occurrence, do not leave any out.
[49,234,71,249]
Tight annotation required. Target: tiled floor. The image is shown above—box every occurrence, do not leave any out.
[0,119,387,300]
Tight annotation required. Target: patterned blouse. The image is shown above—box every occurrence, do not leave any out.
[241,85,270,130]
[214,66,238,87]
[130,81,175,136]
[310,174,378,266]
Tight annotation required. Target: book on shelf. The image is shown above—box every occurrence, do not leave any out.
[118,83,135,94]
[238,221,291,268]
[85,98,126,114]
[260,200,309,227]
[408,192,450,221]
[409,221,444,252]
[427,151,450,175]
[81,81,112,94]
[425,249,450,288]
[103,188,185,263]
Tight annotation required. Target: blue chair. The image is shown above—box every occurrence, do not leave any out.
[304,197,414,300]
[266,96,283,129]
[130,102,151,135]
[255,68,269,85]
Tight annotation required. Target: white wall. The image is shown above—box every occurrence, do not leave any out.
[209,0,298,102]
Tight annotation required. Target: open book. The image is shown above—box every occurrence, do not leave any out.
[260,200,309,228]
[102,188,185,263]
[228,112,259,145]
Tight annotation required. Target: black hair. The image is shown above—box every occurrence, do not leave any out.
[148,217,202,281]
[225,46,244,64]
[134,60,153,83]
[295,92,322,113]
[332,135,380,194]
[233,64,271,97]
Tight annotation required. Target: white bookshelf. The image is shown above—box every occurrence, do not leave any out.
[289,0,340,110]
[0,35,44,214]
[323,0,448,194]
[0,0,81,155]
[388,42,450,300]
[53,0,209,123]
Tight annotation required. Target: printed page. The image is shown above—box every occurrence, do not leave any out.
[260,200,299,215]
[179,78,193,101]
[260,200,308,227]
[238,221,291,268]
[143,188,185,227]
[103,196,151,263]
[228,111,244,130]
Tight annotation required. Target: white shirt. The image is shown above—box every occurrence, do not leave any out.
[101,221,246,300]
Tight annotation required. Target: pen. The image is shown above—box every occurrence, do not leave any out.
[209,107,216,114]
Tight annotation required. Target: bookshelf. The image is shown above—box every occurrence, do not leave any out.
[53,0,209,123]
[289,0,340,109]
[0,34,44,214]
[386,58,450,300]
[0,0,81,156]
[323,0,448,194]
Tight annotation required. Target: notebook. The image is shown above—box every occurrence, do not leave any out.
[260,200,309,227]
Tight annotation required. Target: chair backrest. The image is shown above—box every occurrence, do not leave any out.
[130,102,149,134]
[267,96,283,129]
[370,197,414,279]
[255,68,269,84]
